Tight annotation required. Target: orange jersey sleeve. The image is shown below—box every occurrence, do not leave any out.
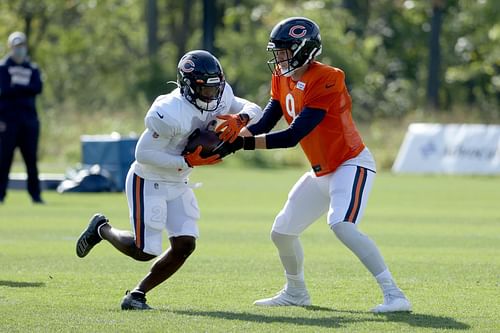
[271,62,365,176]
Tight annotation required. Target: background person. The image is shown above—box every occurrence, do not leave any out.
[0,31,44,204]
[217,17,411,313]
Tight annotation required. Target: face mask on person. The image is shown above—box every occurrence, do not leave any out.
[11,46,27,62]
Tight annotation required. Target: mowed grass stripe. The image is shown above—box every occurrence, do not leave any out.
[1,167,499,332]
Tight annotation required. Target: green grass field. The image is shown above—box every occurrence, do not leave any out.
[1,167,499,332]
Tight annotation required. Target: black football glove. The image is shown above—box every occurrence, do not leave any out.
[213,136,255,158]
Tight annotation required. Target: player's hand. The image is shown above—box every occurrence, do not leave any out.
[213,137,244,158]
[183,146,221,167]
[216,114,250,143]
[213,135,256,158]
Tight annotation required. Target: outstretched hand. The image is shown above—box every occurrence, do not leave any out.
[216,114,249,143]
[183,146,221,167]
[212,137,244,158]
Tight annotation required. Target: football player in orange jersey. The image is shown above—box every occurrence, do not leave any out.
[216,17,411,312]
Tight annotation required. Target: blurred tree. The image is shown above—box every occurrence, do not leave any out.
[443,0,500,116]
[146,0,159,57]
[0,0,497,124]
[427,0,444,109]
[203,0,216,53]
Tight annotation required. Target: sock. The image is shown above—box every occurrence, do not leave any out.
[271,231,307,294]
[375,269,403,295]
[96,223,108,239]
[285,272,306,294]
[375,268,393,282]
[131,289,146,297]
[271,231,304,275]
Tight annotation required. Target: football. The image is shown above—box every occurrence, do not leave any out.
[183,128,223,158]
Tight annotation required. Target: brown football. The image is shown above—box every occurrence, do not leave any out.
[183,129,223,158]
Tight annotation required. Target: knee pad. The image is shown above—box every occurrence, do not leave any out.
[271,230,297,247]
[331,222,387,275]
[331,222,372,259]
[331,222,356,240]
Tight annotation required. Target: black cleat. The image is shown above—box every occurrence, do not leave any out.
[76,213,108,258]
[121,290,152,310]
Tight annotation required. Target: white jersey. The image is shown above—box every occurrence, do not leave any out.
[131,82,262,182]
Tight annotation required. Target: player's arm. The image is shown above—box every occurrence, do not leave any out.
[135,128,188,169]
[135,115,190,169]
[242,98,283,136]
[255,106,326,149]
[229,96,262,123]
[214,106,325,155]
[216,96,261,142]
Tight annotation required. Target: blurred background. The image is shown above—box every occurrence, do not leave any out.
[1,0,499,172]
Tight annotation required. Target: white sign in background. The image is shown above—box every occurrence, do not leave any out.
[392,123,500,174]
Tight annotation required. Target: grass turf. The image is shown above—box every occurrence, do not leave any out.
[0,167,499,332]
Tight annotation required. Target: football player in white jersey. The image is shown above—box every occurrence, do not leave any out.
[75,50,262,310]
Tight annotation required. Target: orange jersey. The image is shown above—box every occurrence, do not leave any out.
[271,61,365,176]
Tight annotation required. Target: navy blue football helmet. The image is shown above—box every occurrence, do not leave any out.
[267,17,322,76]
[177,50,225,112]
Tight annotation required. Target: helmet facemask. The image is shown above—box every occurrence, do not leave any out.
[185,77,225,112]
[267,39,322,77]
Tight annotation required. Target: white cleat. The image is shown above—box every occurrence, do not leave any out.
[253,289,311,307]
[371,292,412,313]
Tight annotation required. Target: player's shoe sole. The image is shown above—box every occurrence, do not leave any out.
[253,289,311,307]
[76,213,108,258]
[121,290,152,310]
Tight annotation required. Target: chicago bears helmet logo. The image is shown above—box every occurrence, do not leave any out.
[289,25,307,38]
[180,59,195,73]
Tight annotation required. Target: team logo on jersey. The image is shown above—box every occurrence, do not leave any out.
[296,81,306,90]
[289,25,307,38]
[180,59,195,73]
[152,131,159,138]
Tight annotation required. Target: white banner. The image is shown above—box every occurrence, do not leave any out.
[392,123,500,174]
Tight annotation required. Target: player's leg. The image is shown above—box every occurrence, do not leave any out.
[122,186,199,310]
[254,171,329,306]
[97,223,156,261]
[134,235,196,293]
[328,165,411,312]
[121,235,196,311]
[76,171,157,261]
[134,187,199,292]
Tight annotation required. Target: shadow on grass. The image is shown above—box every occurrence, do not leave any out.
[377,312,470,330]
[0,280,45,288]
[171,306,470,330]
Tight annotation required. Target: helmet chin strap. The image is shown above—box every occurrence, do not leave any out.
[282,67,298,77]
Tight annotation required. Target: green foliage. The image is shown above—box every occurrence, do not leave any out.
[443,0,500,114]
[1,0,498,169]
[1,170,499,332]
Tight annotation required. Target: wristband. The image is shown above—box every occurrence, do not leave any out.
[239,113,250,123]
[242,136,255,150]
